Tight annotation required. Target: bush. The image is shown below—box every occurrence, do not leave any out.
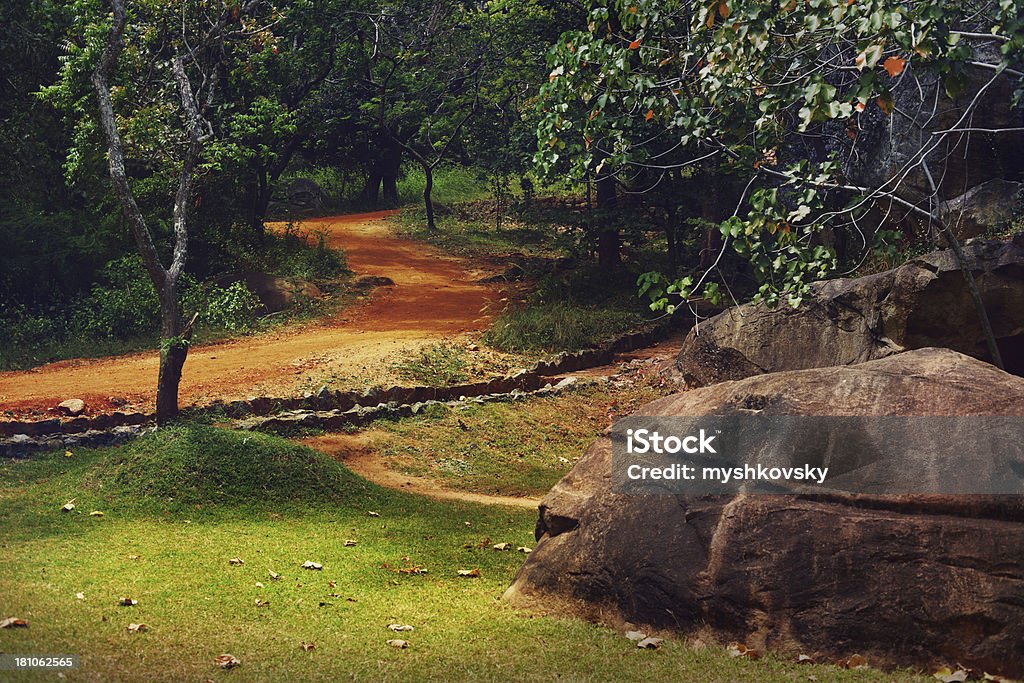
[203,281,263,332]
[71,255,162,339]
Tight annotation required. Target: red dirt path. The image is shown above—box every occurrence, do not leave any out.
[0,211,498,418]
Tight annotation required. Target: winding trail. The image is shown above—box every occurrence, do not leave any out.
[302,432,541,509]
[0,211,498,417]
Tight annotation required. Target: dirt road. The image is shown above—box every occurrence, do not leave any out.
[0,211,497,417]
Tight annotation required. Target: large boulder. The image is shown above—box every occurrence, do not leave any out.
[676,236,1024,386]
[243,272,322,314]
[504,349,1024,676]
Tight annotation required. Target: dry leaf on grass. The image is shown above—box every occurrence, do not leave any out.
[65,450,74,458]
[492,543,509,551]
[300,642,316,651]
[386,639,409,649]
[456,568,481,578]
[624,631,647,642]
[228,558,244,566]
[215,654,241,669]
[388,624,414,632]
[268,570,282,580]
[367,511,381,517]
[517,546,532,553]
[636,637,663,649]
[301,561,323,571]
[796,654,814,664]
[61,499,76,513]
[118,597,138,607]
[254,599,270,608]
[840,653,868,669]
[127,623,148,633]
[933,667,968,683]
[75,592,85,600]
[0,617,28,629]
[89,511,104,517]
[726,642,761,659]
[343,539,357,547]
[254,582,264,589]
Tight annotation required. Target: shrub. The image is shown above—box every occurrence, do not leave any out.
[204,281,263,332]
[72,255,162,339]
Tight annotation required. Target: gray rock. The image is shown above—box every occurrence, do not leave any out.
[57,399,86,416]
[676,236,1024,386]
[506,349,1024,677]
[940,179,1022,242]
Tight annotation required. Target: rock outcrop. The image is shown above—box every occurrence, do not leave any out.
[676,236,1024,386]
[243,272,323,314]
[504,349,1024,677]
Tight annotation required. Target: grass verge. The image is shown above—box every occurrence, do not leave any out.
[0,428,929,682]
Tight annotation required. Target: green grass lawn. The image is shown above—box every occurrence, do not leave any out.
[0,426,929,681]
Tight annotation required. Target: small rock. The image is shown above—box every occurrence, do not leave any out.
[57,399,86,416]
[637,637,664,649]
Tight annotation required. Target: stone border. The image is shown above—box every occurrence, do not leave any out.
[0,323,674,452]
[235,376,581,434]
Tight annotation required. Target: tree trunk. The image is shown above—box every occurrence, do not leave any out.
[595,175,619,268]
[249,168,270,239]
[423,162,436,231]
[382,174,398,203]
[154,285,188,425]
[362,172,382,205]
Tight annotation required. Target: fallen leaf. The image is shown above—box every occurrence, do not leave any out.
[128,555,141,561]
[228,557,244,566]
[75,592,85,600]
[89,511,104,517]
[127,623,148,633]
[0,617,28,628]
[300,642,316,651]
[492,543,510,551]
[343,539,357,547]
[254,599,269,608]
[637,637,663,649]
[254,582,264,589]
[215,654,241,669]
[726,642,761,659]
[843,653,868,669]
[268,570,282,580]
[933,667,968,683]
[796,653,813,664]
[301,561,323,571]
[367,511,380,517]
[61,499,76,513]
[517,546,532,554]
[625,630,647,641]
[327,580,336,588]
[883,55,906,77]
[457,568,481,578]
[118,597,138,607]
[386,639,409,649]
[388,624,414,632]
[64,449,73,458]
